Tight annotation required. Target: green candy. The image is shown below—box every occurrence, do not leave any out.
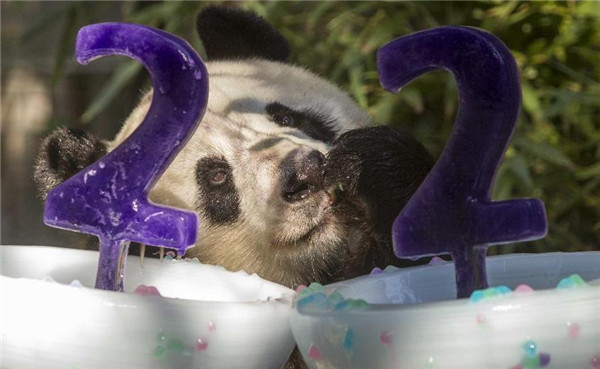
[167,339,185,352]
[153,345,167,358]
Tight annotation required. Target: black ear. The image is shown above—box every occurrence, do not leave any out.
[196,6,291,62]
[33,128,107,200]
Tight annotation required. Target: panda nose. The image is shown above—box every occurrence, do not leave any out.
[281,149,325,203]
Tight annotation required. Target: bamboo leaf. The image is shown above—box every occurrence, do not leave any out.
[514,139,575,169]
[521,80,543,121]
[509,155,535,191]
[51,4,78,88]
[575,162,600,180]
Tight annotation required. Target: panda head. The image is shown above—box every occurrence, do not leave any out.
[34,7,433,288]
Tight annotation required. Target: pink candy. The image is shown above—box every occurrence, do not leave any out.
[196,338,208,352]
[567,321,581,339]
[380,332,393,347]
[308,344,321,360]
[208,322,217,332]
[476,314,486,325]
[428,256,446,265]
[590,355,600,369]
[514,284,535,293]
[134,284,161,296]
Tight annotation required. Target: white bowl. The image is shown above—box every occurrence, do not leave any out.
[290,252,600,369]
[1,245,295,369]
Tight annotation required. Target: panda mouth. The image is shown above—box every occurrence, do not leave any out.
[325,184,346,207]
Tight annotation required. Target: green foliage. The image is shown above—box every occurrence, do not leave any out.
[25,1,600,252]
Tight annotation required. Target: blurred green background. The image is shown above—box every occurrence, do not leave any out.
[1,1,598,253]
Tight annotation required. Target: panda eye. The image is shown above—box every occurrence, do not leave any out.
[266,102,296,127]
[208,168,229,186]
[279,114,294,127]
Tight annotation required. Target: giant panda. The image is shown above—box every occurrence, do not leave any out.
[34,7,433,290]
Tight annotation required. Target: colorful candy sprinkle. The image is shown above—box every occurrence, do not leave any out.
[295,284,371,313]
[309,282,324,291]
[522,355,540,368]
[539,353,551,367]
[297,292,328,313]
[135,284,162,296]
[153,331,192,358]
[342,328,355,351]
[428,256,446,265]
[514,284,535,293]
[370,267,384,275]
[476,314,486,325]
[153,345,167,358]
[470,285,512,302]
[328,291,345,306]
[567,321,580,339]
[556,274,586,289]
[195,338,208,352]
[295,284,307,294]
[69,279,83,288]
[334,298,371,311]
[164,251,176,260]
[167,339,185,352]
[296,282,324,299]
[380,331,393,347]
[515,340,551,368]
[208,322,216,332]
[384,265,399,273]
[308,344,321,360]
[590,355,600,369]
[522,340,537,358]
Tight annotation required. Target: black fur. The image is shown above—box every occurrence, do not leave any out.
[195,156,241,224]
[266,102,337,144]
[33,128,107,200]
[197,6,291,62]
[325,126,435,239]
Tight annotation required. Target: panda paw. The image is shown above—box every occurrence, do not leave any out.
[33,127,107,199]
[324,126,434,236]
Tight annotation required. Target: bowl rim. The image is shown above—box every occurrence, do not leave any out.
[1,244,294,305]
[292,251,600,315]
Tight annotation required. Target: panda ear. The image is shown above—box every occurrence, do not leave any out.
[196,6,291,62]
[33,128,107,200]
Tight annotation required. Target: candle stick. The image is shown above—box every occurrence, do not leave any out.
[378,26,547,298]
[44,23,209,291]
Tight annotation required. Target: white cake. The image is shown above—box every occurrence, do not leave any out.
[291,252,600,369]
[1,245,295,369]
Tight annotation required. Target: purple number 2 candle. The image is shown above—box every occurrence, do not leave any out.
[44,23,208,291]
[378,27,547,298]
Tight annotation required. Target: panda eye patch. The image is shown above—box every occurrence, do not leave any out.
[196,156,241,224]
[266,102,337,144]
